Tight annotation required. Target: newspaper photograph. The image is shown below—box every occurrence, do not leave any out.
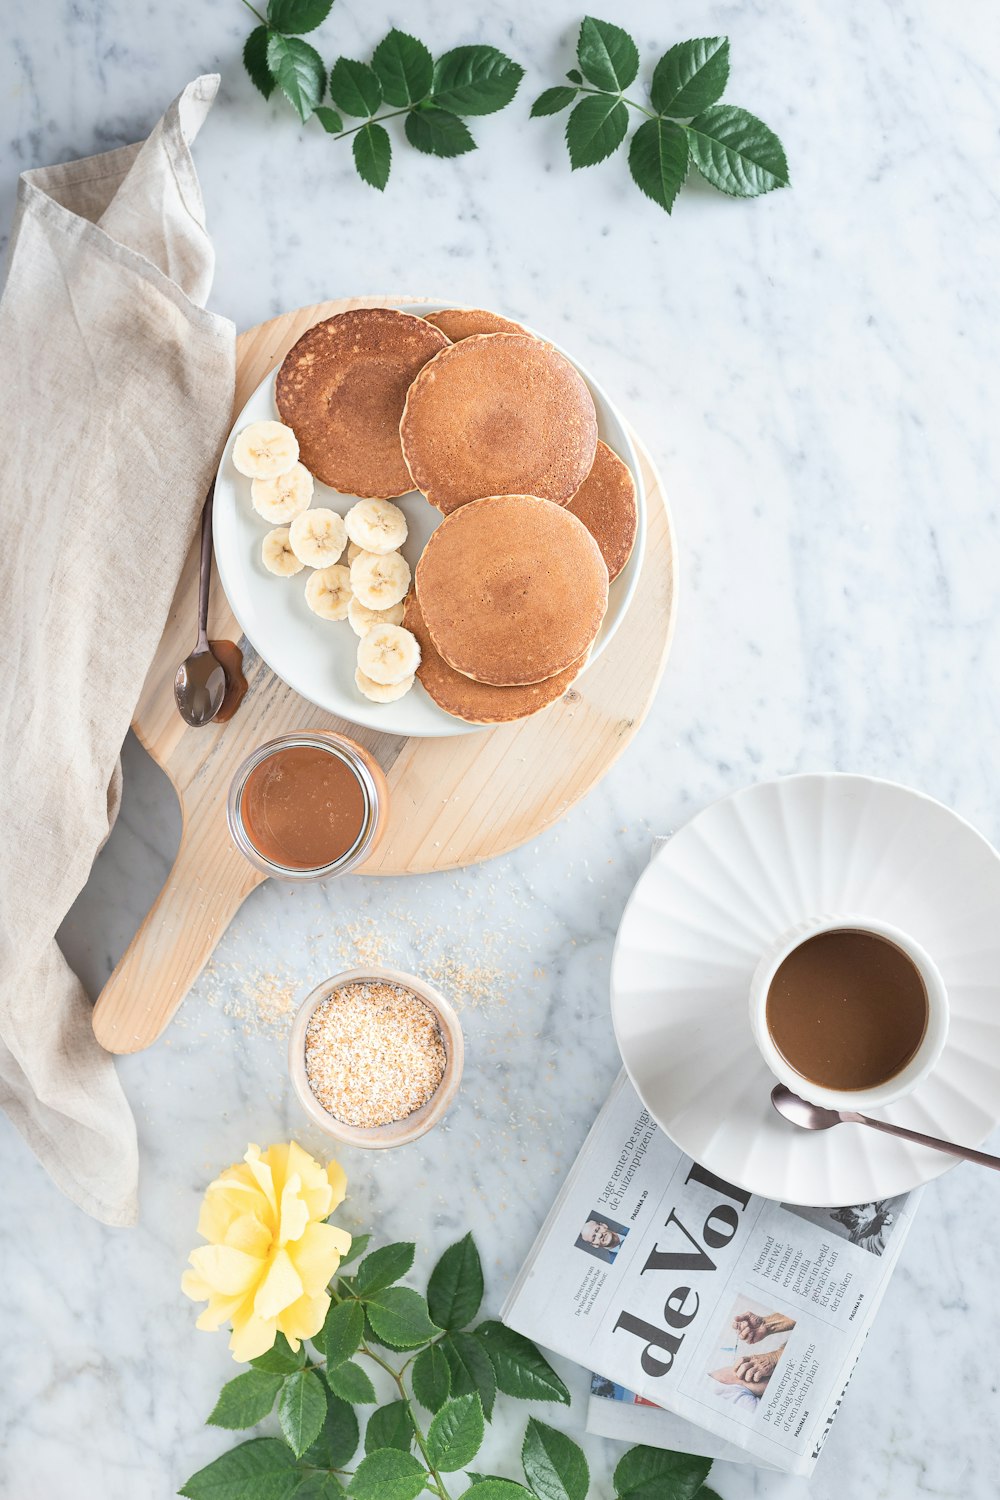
[502,1072,919,1476]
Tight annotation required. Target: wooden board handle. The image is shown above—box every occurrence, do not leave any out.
[92,822,263,1053]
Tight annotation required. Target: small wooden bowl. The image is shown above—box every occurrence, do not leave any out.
[288,966,464,1149]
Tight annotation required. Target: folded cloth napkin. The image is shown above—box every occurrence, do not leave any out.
[0,76,236,1225]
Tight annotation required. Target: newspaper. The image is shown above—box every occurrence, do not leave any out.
[502,1071,919,1476]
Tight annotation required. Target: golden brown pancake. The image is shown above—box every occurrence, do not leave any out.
[400,334,598,515]
[403,594,587,723]
[566,440,638,583]
[423,307,528,341]
[275,308,447,497]
[414,494,608,686]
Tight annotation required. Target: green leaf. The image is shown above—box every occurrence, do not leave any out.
[371,29,433,107]
[329,59,382,117]
[613,1448,713,1500]
[565,94,628,168]
[464,1485,532,1499]
[340,1232,370,1266]
[411,1342,451,1413]
[521,1419,589,1500]
[685,104,789,197]
[295,1475,345,1499]
[266,0,333,35]
[531,86,578,118]
[348,1449,427,1500]
[353,123,391,190]
[431,46,523,116]
[278,1368,328,1459]
[405,107,476,158]
[304,1392,360,1470]
[696,1491,723,1500]
[576,16,639,91]
[365,1400,415,1454]
[428,1233,484,1331]
[426,1393,485,1472]
[441,1332,496,1421]
[178,1438,301,1500]
[266,34,326,122]
[250,1334,306,1375]
[650,37,730,118]
[566,68,583,84]
[355,1242,416,1295]
[243,27,276,100]
[316,1298,365,1365]
[325,1359,378,1403]
[206,1369,283,1430]
[628,117,689,212]
[364,1286,444,1348]
[314,105,343,132]
[475,1323,570,1406]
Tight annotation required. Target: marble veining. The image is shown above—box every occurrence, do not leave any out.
[4,0,1000,1494]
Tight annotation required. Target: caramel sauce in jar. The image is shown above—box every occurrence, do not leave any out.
[228,733,388,879]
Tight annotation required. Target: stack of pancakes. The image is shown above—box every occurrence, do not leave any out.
[275,305,638,724]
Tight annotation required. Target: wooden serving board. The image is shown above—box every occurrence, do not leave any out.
[92,296,677,1054]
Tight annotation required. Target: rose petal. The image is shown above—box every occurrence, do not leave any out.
[253,1248,304,1320]
[195,1291,248,1331]
[224,1212,273,1259]
[229,1307,279,1363]
[277,1174,311,1247]
[286,1221,346,1296]
[189,1244,264,1297]
[277,1291,330,1345]
[243,1145,278,1214]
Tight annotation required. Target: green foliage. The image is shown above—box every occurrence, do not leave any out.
[238,5,521,189]
[182,1235,716,1499]
[533,17,788,212]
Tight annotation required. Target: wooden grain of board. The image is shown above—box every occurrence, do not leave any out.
[91,296,677,1054]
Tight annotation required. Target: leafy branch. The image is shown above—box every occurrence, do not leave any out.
[239,0,523,189]
[532,18,789,212]
[179,1233,720,1499]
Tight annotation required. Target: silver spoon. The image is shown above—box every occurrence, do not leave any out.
[771,1084,1000,1171]
[174,483,227,728]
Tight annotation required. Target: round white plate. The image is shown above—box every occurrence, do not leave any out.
[213,307,646,739]
[611,774,1000,1204]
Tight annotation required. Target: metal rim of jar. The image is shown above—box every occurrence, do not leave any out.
[227,731,384,881]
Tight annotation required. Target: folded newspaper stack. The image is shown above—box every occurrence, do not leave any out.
[502,1071,919,1476]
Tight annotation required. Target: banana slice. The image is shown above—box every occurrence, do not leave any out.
[350,550,411,610]
[289,507,348,567]
[345,498,408,555]
[355,666,415,703]
[347,596,406,637]
[261,527,304,576]
[347,541,364,563]
[233,420,299,479]
[251,462,314,523]
[357,623,421,685]
[305,564,352,620]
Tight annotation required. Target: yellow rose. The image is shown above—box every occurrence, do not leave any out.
[181,1141,351,1362]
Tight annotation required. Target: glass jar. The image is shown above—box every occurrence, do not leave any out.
[227,730,388,881]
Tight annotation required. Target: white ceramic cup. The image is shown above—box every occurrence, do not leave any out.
[749,914,949,1111]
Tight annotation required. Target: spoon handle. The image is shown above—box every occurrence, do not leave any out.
[845,1112,1000,1170]
[195,482,216,651]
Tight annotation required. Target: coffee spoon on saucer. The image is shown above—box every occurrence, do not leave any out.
[771,1084,1000,1171]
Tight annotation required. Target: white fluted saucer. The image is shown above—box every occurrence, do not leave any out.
[611,774,1000,1205]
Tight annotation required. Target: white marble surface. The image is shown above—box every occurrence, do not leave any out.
[5,0,1000,1494]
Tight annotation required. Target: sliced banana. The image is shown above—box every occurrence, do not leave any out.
[233,420,299,479]
[261,527,304,576]
[357,624,421,685]
[347,541,364,563]
[289,507,348,567]
[348,596,405,637]
[251,462,314,523]
[355,666,415,703]
[305,564,352,620]
[350,550,411,610]
[344,498,408,555]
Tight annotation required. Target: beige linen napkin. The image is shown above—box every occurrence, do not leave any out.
[0,75,236,1225]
